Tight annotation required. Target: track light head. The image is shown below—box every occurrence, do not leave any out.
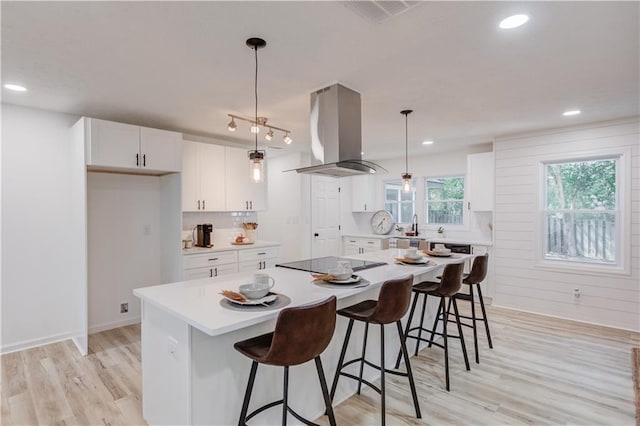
[227,118,237,132]
[265,128,274,141]
[283,133,292,145]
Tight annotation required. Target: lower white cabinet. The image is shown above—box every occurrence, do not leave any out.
[238,247,280,272]
[342,237,388,256]
[183,251,238,280]
[183,245,280,281]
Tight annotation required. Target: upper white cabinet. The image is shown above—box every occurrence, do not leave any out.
[86,118,181,172]
[467,152,494,211]
[351,175,376,212]
[182,141,226,212]
[224,147,267,211]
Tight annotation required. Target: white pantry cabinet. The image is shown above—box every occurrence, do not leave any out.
[182,141,226,211]
[86,118,181,172]
[467,152,494,211]
[351,175,376,212]
[224,147,267,211]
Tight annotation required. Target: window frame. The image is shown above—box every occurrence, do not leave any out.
[536,147,631,276]
[423,175,468,229]
[383,178,416,225]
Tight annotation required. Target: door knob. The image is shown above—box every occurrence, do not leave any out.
[314,233,319,237]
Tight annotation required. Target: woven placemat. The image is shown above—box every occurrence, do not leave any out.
[632,347,639,426]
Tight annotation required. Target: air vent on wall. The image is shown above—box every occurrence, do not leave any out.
[342,0,422,24]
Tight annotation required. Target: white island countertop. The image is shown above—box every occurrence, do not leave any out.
[134,249,469,337]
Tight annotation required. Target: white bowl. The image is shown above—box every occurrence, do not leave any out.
[327,268,352,281]
[405,250,422,260]
[239,283,271,300]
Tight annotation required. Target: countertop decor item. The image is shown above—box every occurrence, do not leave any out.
[371,210,394,234]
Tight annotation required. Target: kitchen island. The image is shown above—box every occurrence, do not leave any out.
[134,249,469,425]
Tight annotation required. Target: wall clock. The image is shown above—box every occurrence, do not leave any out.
[371,210,394,235]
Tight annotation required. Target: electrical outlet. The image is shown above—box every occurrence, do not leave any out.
[168,336,178,358]
[574,288,581,299]
[120,302,129,313]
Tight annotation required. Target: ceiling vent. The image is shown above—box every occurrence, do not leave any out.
[342,0,422,24]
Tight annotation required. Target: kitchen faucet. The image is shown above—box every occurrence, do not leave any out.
[412,214,419,237]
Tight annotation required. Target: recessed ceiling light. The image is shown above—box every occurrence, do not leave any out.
[422,140,434,145]
[499,14,529,29]
[4,83,27,92]
[563,110,581,116]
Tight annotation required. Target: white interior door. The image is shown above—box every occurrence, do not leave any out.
[311,176,340,258]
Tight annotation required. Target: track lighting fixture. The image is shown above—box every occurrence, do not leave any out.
[227,113,292,144]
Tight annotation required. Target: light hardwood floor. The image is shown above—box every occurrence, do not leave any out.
[2,307,638,425]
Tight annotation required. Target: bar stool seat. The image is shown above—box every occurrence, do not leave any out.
[235,296,337,426]
[395,262,469,391]
[329,276,421,426]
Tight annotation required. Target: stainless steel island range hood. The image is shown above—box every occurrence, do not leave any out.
[295,84,386,177]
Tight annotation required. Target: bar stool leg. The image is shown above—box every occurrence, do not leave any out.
[395,292,419,369]
[330,319,354,402]
[282,366,289,426]
[469,286,479,364]
[443,298,450,391]
[452,298,470,371]
[428,298,444,348]
[395,321,422,419]
[238,361,258,426]
[379,324,386,426]
[315,357,337,426]
[357,323,369,395]
[414,294,428,356]
[477,286,493,348]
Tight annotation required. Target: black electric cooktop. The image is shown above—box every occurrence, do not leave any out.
[276,256,387,274]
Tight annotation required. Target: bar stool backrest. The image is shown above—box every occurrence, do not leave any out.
[436,262,465,297]
[464,254,488,285]
[371,276,414,325]
[265,296,337,366]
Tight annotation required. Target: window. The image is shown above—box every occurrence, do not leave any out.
[543,157,618,265]
[425,176,465,225]
[384,179,415,224]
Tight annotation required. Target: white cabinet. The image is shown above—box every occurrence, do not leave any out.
[351,175,376,212]
[86,118,181,172]
[467,152,494,211]
[183,251,238,280]
[224,147,267,211]
[238,246,280,272]
[342,237,388,256]
[182,141,226,212]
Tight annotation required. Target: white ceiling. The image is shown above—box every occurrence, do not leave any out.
[2,1,638,160]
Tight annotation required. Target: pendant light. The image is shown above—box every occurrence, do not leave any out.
[401,109,413,192]
[247,37,266,183]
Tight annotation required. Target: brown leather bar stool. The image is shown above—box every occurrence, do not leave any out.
[234,296,337,426]
[454,253,492,363]
[329,276,421,426]
[395,262,469,391]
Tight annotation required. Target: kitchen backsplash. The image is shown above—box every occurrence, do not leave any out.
[182,211,258,243]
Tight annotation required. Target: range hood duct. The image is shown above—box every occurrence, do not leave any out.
[295,84,386,177]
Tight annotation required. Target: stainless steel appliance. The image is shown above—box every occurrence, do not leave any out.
[428,242,471,254]
[194,224,213,247]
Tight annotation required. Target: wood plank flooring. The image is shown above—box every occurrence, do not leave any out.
[2,307,638,425]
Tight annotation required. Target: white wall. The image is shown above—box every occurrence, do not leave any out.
[260,153,312,262]
[493,118,639,331]
[341,144,493,241]
[1,104,80,352]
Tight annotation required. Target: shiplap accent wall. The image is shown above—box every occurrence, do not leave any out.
[493,118,639,331]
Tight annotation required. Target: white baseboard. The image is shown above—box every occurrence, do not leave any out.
[1,331,74,355]
[88,316,141,334]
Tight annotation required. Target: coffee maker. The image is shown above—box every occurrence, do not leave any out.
[195,224,213,247]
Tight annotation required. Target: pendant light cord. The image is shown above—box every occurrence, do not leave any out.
[405,113,408,173]
[254,45,258,153]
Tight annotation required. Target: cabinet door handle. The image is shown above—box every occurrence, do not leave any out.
[250,201,253,210]
[257,252,266,256]
[245,201,249,210]
[136,153,139,166]
[468,201,471,210]
[364,204,367,211]
[209,268,213,278]
[143,154,146,167]
[202,199,206,210]
[214,267,218,277]
[197,200,201,210]
[208,258,218,261]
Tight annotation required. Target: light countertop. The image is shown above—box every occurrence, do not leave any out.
[342,234,492,246]
[134,249,470,337]
[182,240,280,255]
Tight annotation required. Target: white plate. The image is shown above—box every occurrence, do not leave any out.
[398,258,430,265]
[325,275,361,284]
[223,293,277,306]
